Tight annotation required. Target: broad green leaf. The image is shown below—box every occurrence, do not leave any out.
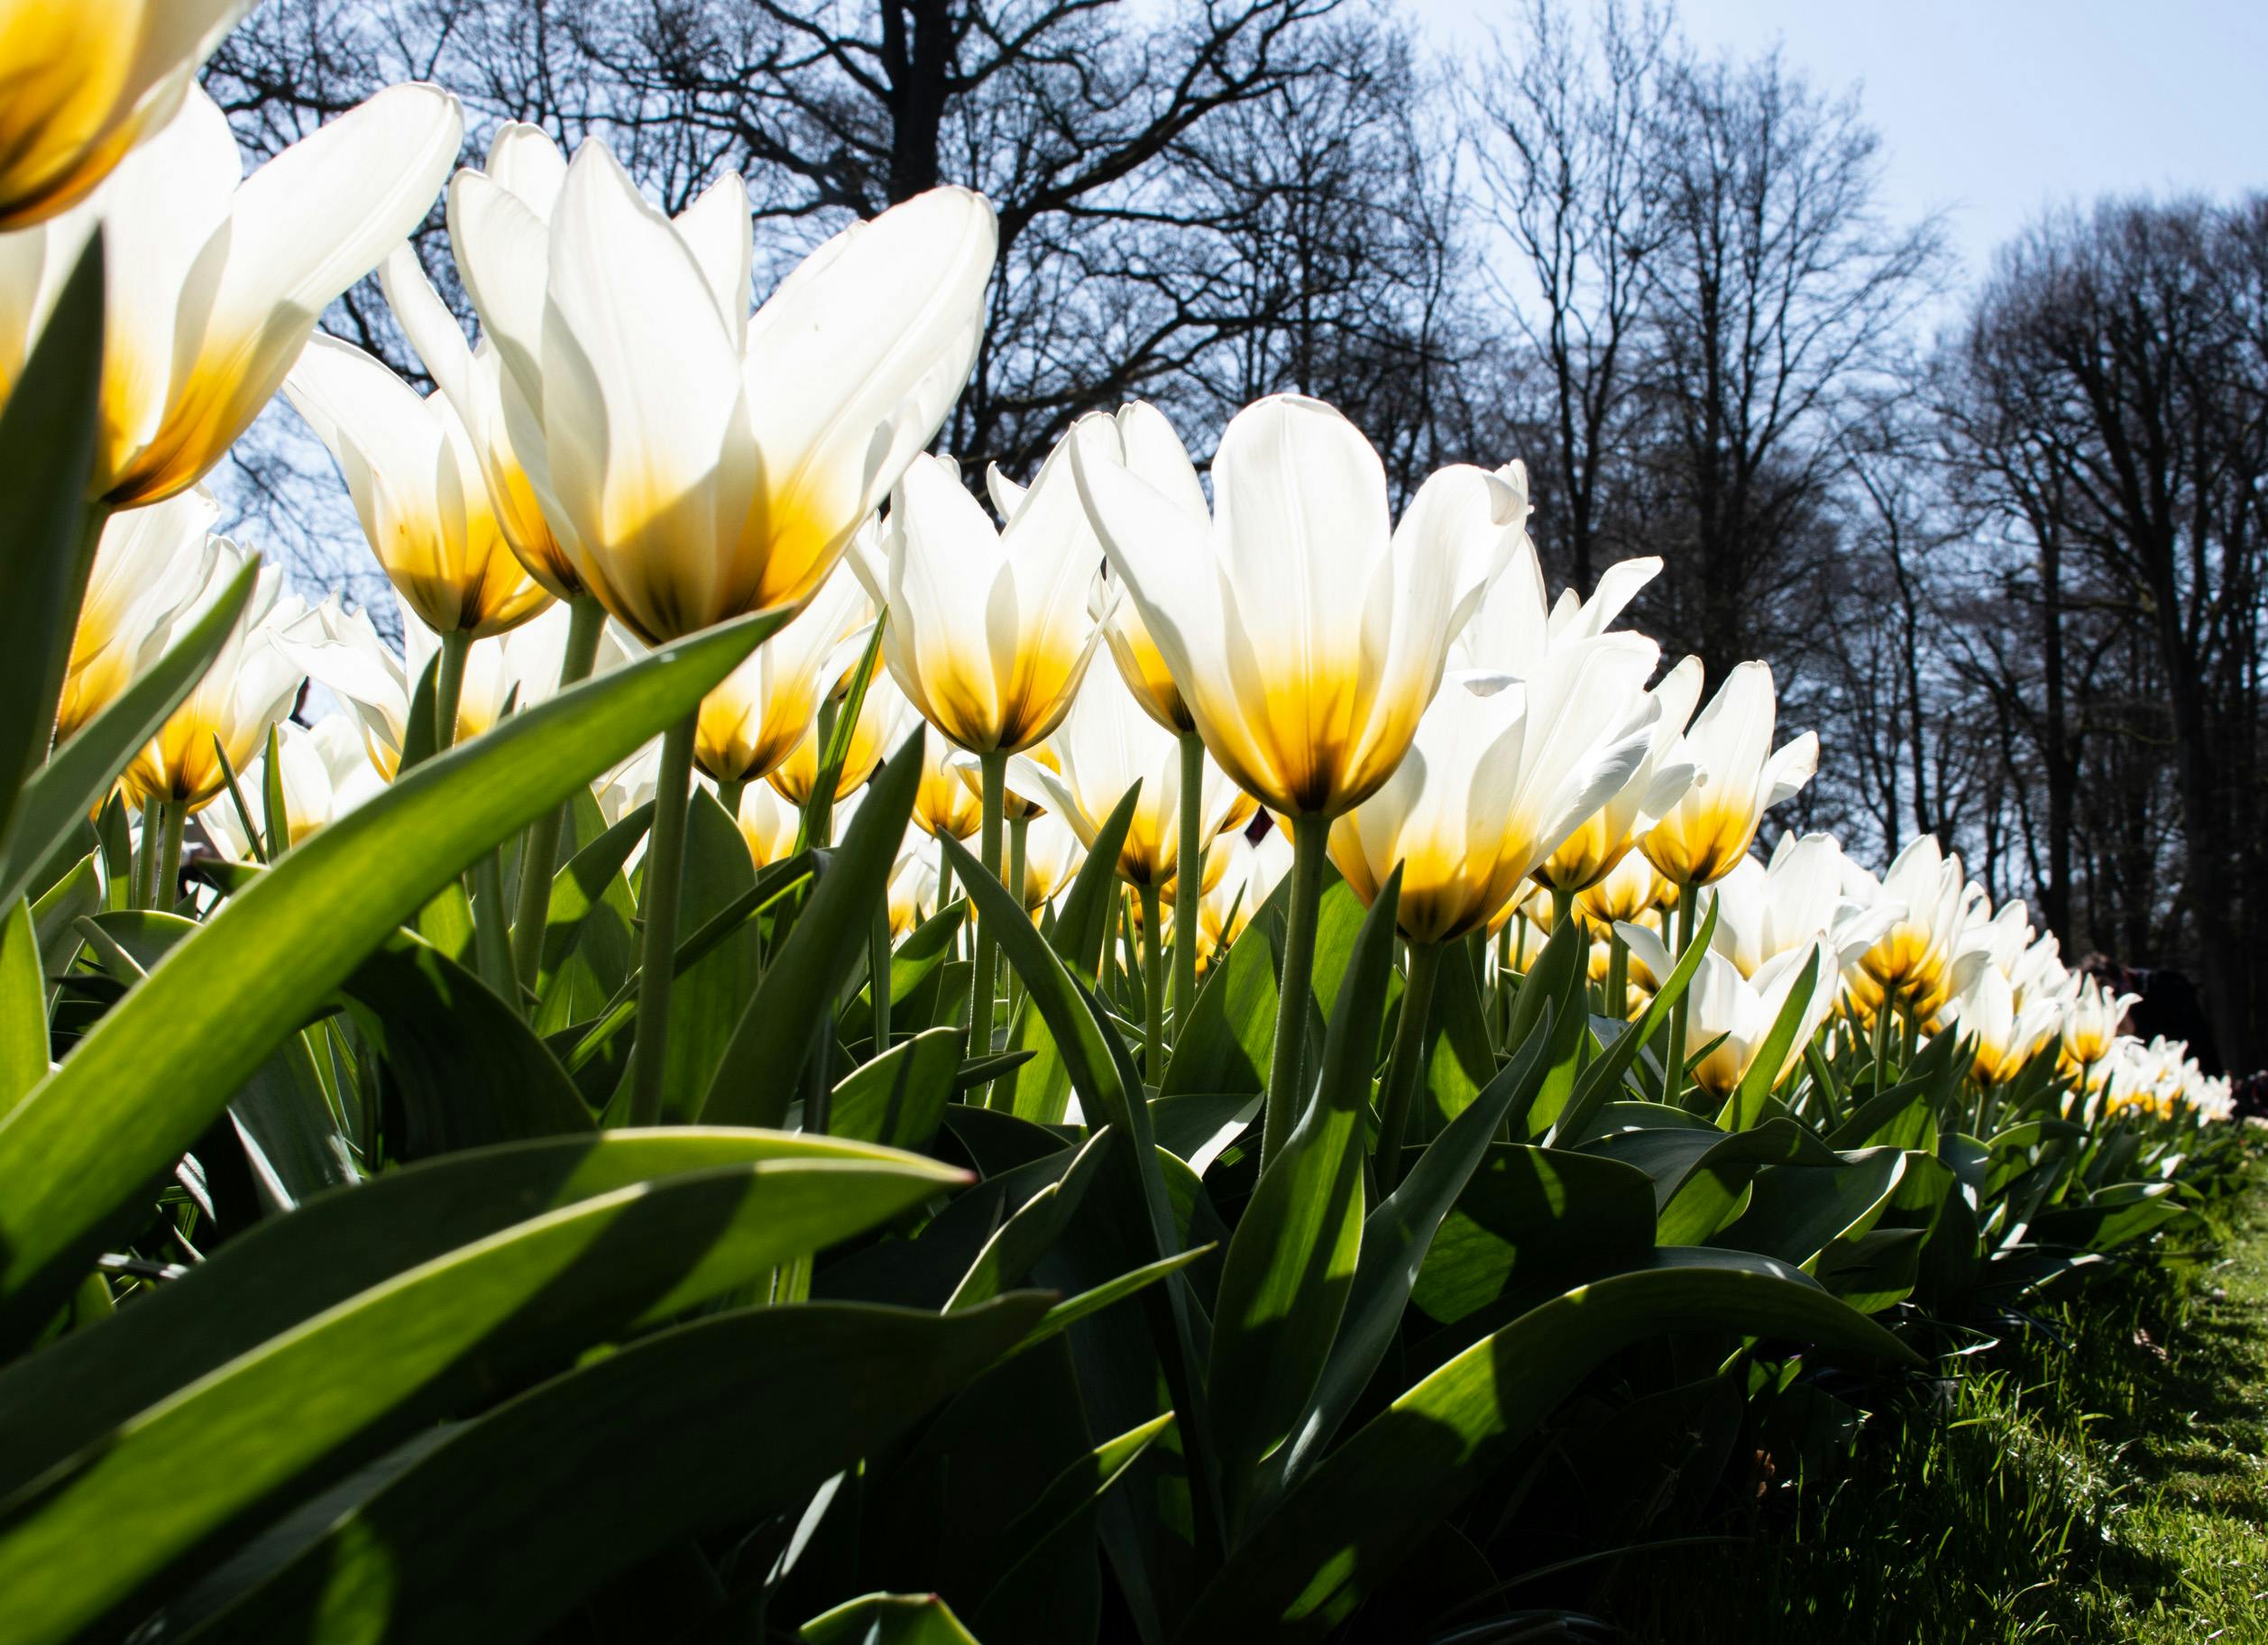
[29,853,99,975]
[1591,1117,1842,1245]
[974,1412,1176,1632]
[1180,1249,1921,1640]
[1208,868,1399,1517]
[0,1150,968,1641]
[661,787,761,1120]
[226,1030,358,1208]
[1407,1144,1657,1330]
[1161,913,1277,1098]
[0,901,41,1113]
[946,1127,1114,1312]
[191,1299,1047,1645]
[2,559,260,912]
[1713,1147,1908,1270]
[2031,1182,2188,1250]
[702,732,921,1126]
[1418,938,1494,1131]
[1817,1224,1928,1313]
[0,611,785,1341]
[805,1590,987,1645]
[1271,1006,1557,1494]
[0,1128,925,1500]
[1719,947,1818,1131]
[1546,894,1717,1146]
[0,237,103,869]
[529,793,648,1032]
[832,1025,961,1153]
[1047,783,1143,985]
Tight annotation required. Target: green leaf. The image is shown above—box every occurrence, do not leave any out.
[844,899,967,1044]
[661,786,761,1120]
[1717,948,1820,1131]
[0,611,785,1341]
[529,793,649,1032]
[0,1127,917,1499]
[805,1590,987,1645]
[1,556,260,912]
[830,1024,960,1153]
[1046,783,1143,986]
[1546,894,1718,1147]
[0,1149,969,1641]
[191,1300,1047,1645]
[1407,1143,1657,1330]
[946,1127,1114,1312]
[1161,914,1277,1098]
[29,854,98,976]
[974,1411,1176,1630]
[702,732,921,1126]
[1180,1249,1921,1640]
[1587,1116,1842,1245]
[1713,1147,1908,1271]
[0,235,103,869]
[2031,1182,2189,1251]
[1208,867,1399,1518]
[0,901,42,1115]
[1272,1005,1558,1493]
[226,1029,358,1207]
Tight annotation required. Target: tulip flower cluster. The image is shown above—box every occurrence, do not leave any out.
[0,24,2246,1644]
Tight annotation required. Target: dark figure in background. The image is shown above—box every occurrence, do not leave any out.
[2077,954,2222,1073]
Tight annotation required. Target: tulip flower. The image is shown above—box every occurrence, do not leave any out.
[1708,834,1902,983]
[1842,836,1988,1034]
[403,597,623,745]
[1530,657,1702,898]
[277,599,410,780]
[1942,958,2062,1094]
[1451,531,1662,675]
[1010,660,1246,1076]
[0,83,463,506]
[286,335,554,654]
[201,716,382,861]
[911,726,984,846]
[1073,393,1524,1158]
[863,444,1113,1057]
[690,562,872,794]
[2060,977,2136,1080]
[1334,642,1656,1186]
[726,780,801,872]
[1019,813,1086,919]
[121,542,308,906]
[886,850,940,941]
[55,488,220,745]
[1180,827,1294,975]
[1621,924,1835,1106]
[0,0,248,230]
[1639,662,1817,891]
[770,667,920,811]
[449,139,993,1124]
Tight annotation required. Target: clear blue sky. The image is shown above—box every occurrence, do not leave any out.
[1409,0,2268,289]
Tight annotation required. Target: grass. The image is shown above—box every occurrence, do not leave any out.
[1600,1144,2268,1643]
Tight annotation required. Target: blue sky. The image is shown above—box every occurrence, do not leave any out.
[1409,0,2268,290]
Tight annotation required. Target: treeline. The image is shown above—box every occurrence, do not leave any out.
[203,0,2268,1069]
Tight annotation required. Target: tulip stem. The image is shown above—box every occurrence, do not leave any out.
[871,894,894,1057]
[713,778,745,820]
[629,712,698,1128]
[1607,930,1630,1025]
[1664,884,1697,1107]
[1261,813,1331,1170]
[153,802,184,914]
[969,751,1007,1056]
[1005,813,1028,1024]
[1139,882,1166,1084]
[1871,1003,1895,1093]
[507,596,608,995]
[434,630,471,752]
[1376,940,1441,1195]
[1173,731,1205,1029]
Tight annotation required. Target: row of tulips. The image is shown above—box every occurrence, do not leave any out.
[0,15,2246,1644]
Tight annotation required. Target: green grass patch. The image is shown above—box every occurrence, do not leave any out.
[1603,1149,2268,1643]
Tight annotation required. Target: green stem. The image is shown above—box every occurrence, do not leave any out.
[969,751,1006,1055]
[1872,998,1895,1093]
[473,850,516,1005]
[628,712,697,1127]
[1606,929,1630,1025]
[1173,731,1206,1028]
[712,777,746,820]
[1261,813,1331,1169]
[1664,885,1697,1107]
[871,893,894,1056]
[434,630,471,752]
[153,802,184,913]
[1139,881,1166,1084]
[1374,939,1441,1195]
[128,804,158,911]
[509,595,607,993]
[1550,884,1575,930]
[803,698,840,846]
[1005,813,1028,1024]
